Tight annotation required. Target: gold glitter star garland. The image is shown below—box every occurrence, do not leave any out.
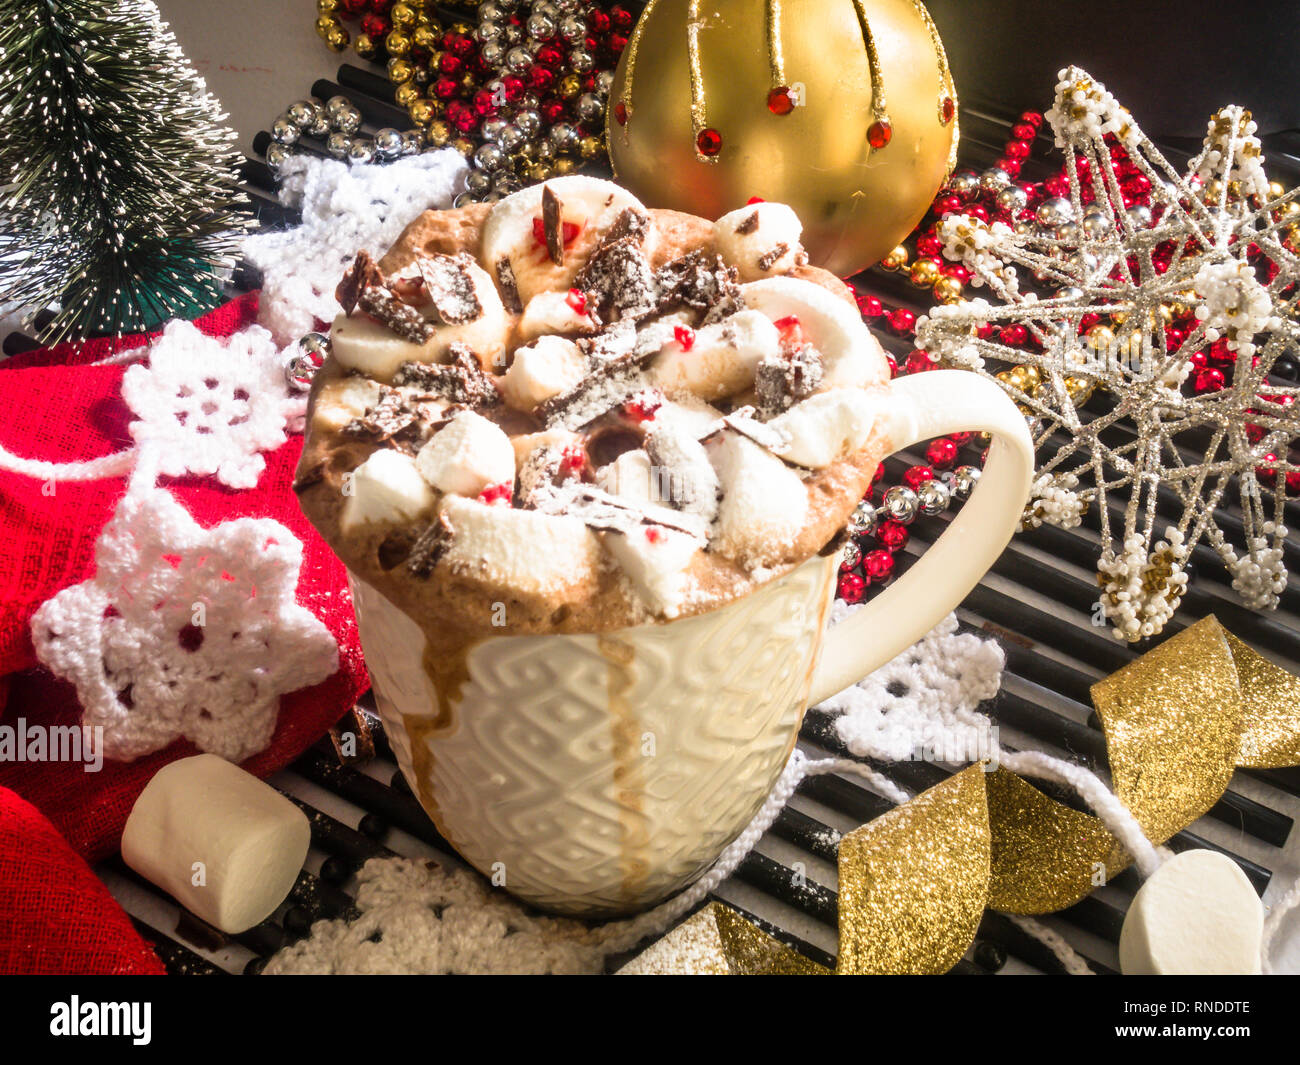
[623,617,1300,974]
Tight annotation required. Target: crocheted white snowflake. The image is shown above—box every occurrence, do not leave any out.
[30,485,338,763]
[817,610,1005,764]
[122,320,302,490]
[243,151,467,345]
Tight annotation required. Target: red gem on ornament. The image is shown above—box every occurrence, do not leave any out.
[696,127,722,156]
[905,350,936,375]
[926,438,959,470]
[565,288,588,316]
[876,520,909,552]
[747,196,765,204]
[767,87,795,116]
[614,101,628,126]
[838,571,866,603]
[1194,368,1225,393]
[902,465,934,491]
[941,96,955,125]
[673,324,696,351]
[867,119,892,150]
[856,292,883,318]
[863,549,895,582]
[886,308,917,334]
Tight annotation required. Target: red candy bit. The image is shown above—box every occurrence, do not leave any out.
[773,315,804,348]
[696,127,722,156]
[561,445,586,472]
[623,393,662,422]
[902,465,934,491]
[767,87,795,116]
[904,349,936,375]
[876,519,909,552]
[926,437,959,469]
[837,571,866,603]
[863,549,895,582]
[477,482,514,506]
[565,287,588,315]
[886,307,916,334]
[673,324,696,351]
[645,526,664,544]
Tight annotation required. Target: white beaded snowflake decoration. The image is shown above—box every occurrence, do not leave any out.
[916,67,1299,641]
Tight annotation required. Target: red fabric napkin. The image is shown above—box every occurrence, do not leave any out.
[0,295,369,972]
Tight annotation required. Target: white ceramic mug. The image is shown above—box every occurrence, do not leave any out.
[349,370,1034,916]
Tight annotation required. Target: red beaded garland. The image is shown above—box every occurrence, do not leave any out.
[876,520,909,552]
[863,549,896,582]
[838,571,867,603]
[926,437,959,469]
[902,465,934,491]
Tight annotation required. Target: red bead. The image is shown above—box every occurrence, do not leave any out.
[1188,350,1209,371]
[905,350,936,374]
[540,97,566,123]
[438,53,462,75]
[941,96,955,125]
[448,33,475,57]
[941,263,971,284]
[1011,123,1036,141]
[999,323,1028,346]
[867,119,892,149]
[926,437,959,469]
[915,233,942,258]
[1164,326,1185,350]
[975,323,994,340]
[1020,111,1043,127]
[501,74,525,101]
[527,64,555,91]
[886,308,916,334]
[997,158,1022,178]
[536,44,565,67]
[589,10,611,32]
[856,292,883,318]
[1257,454,1279,484]
[613,100,627,126]
[965,204,989,223]
[608,33,628,52]
[934,193,964,216]
[903,465,934,491]
[1078,312,1100,333]
[433,77,459,100]
[949,431,973,446]
[767,87,794,116]
[611,6,634,29]
[696,127,722,156]
[1207,339,1235,364]
[838,571,866,603]
[367,0,390,12]
[876,520,909,552]
[1246,422,1265,444]
[1004,139,1031,161]
[1195,368,1225,393]
[884,352,897,378]
[673,324,695,351]
[360,13,389,37]
[473,89,498,116]
[341,0,367,15]
[1288,470,1300,495]
[871,464,886,485]
[863,549,895,582]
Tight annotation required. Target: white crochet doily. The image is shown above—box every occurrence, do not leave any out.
[243,150,469,346]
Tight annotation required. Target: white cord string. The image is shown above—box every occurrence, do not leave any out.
[0,441,136,481]
[1001,912,1094,975]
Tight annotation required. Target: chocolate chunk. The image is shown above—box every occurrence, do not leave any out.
[407,513,455,579]
[735,211,760,236]
[517,444,582,509]
[603,207,651,246]
[653,251,740,315]
[756,242,790,273]
[341,387,440,453]
[496,257,522,314]
[537,339,661,430]
[542,184,564,266]
[417,253,482,325]
[292,460,326,494]
[537,483,705,538]
[358,285,437,344]
[578,319,637,363]
[392,343,500,408]
[336,251,385,315]
[719,406,792,452]
[755,342,824,417]
[574,236,655,321]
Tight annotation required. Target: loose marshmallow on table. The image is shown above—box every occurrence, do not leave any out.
[602,526,700,617]
[1118,849,1263,975]
[651,310,781,401]
[342,448,437,531]
[707,431,808,567]
[416,409,516,497]
[501,335,587,410]
[714,201,804,282]
[765,388,886,468]
[121,754,310,934]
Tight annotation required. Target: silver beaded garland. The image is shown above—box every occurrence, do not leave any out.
[882,485,919,524]
[847,501,878,536]
[841,539,862,570]
[916,478,950,516]
[952,465,981,499]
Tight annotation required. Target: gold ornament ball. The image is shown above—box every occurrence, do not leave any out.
[386,30,412,57]
[326,25,350,52]
[607,0,958,277]
[909,258,940,287]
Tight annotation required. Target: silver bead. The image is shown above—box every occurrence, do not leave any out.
[347,138,375,165]
[286,333,329,391]
[373,127,404,160]
[466,168,493,193]
[882,486,919,524]
[526,12,556,38]
[847,501,878,536]
[477,20,503,42]
[514,108,541,137]
[980,167,1012,193]
[503,23,524,45]
[326,132,352,158]
[916,478,950,516]
[325,95,352,121]
[480,39,506,66]
[334,104,363,135]
[475,142,507,171]
[575,92,604,124]
[491,171,519,194]
[264,142,291,172]
[1080,208,1111,239]
[453,190,477,208]
[401,128,424,154]
[995,186,1028,214]
[1054,220,1080,245]
[1058,285,1084,302]
[286,100,318,129]
[559,15,587,41]
[948,170,980,196]
[481,117,509,142]
[548,122,579,152]
[534,138,556,162]
[595,71,614,96]
[479,1,505,22]
[1035,196,1073,227]
[506,46,533,73]
[270,116,300,145]
[1126,204,1153,229]
[309,111,332,138]
[518,91,540,110]
[952,465,981,499]
[840,539,862,570]
[497,123,525,153]
[569,47,595,73]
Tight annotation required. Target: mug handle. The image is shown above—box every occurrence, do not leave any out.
[806,369,1035,706]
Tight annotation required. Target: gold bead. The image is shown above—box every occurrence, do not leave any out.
[325,25,350,51]
[557,73,582,99]
[386,30,412,57]
[451,137,475,158]
[933,276,963,304]
[316,0,339,13]
[880,245,909,271]
[425,119,451,147]
[394,81,421,109]
[1086,324,1114,350]
[408,99,436,126]
[412,25,439,50]
[527,163,554,182]
[1021,365,1041,389]
[1065,375,1095,406]
[1109,309,1128,326]
[1268,180,1286,200]
[315,14,340,38]
[508,152,532,174]
[459,72,478,93]
[552,155,578,175]
[1007,367,1030,391]
[391,2,417,29]
[354,34,379,59]
[450,21,472,35]
[578,135,603,161]
[388,58,415,84]
[909,259,940,287]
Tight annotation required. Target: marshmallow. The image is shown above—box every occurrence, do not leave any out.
[714,202,804,281]
[651,310,781,401]
[765,388,885,468]
[707,431,808,567]
[121,754,310,934]
[416,409,516,498]
[596,448,655,503]
[602,526,700,617]
[329,311,430,381]
[517,290,600,341]
[1119,849,1263,975]
[500,335,587,411]
[312,375,384,432]
[342,448,438,531]
[512,425,583,468]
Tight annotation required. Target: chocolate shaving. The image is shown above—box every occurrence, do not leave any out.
[417,253,482,325]
[542,184,565,266]
[496,257,523,314]
[407,512,455,579]
[358,285,437,344]
[735,211,760,236]
[756,242,790,273]
[602,207,651,247]
[341,387,442,453]
[537,483,705,538]
[755,342,824,418]
[578,319,637,364]
[653,251,741,315]
[392,344,500,408]
[517,444,581,509]
[719,406,793,453]
[537,339,660,430]
[574,235,655,321]
[336,251,385,315]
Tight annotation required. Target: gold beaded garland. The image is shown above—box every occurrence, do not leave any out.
[385,30,411,57]
[880,245,909,271]
[933,276,963,304]
[394,81,421,109]
[909,258,940,287]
